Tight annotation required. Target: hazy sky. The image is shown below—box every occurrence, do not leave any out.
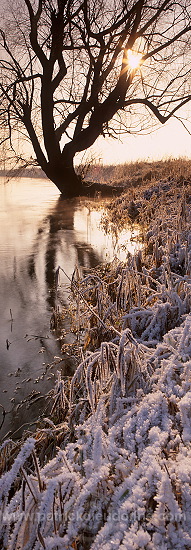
[79,113,191,165]
[20,107,191,168]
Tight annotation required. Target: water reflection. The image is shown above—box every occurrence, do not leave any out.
[0,177,141,437]
[27,197,102,310]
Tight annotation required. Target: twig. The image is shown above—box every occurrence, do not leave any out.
[20,466,38,503]
[0,404,6,430]
[24,334,50,340]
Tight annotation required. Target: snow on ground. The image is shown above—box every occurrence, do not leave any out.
[1,178,191,549]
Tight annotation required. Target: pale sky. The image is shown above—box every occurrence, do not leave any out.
[16,102,191,168]
[76,114,191,166]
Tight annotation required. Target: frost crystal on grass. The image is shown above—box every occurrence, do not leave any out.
[2,178,191,548]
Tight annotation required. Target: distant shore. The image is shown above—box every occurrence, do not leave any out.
[1,156,191,187]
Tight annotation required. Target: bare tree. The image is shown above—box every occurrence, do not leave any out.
[0,0,191,196]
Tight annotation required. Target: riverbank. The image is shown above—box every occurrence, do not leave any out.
[1,167,191,549]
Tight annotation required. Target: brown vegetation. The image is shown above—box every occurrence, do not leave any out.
[86,157,191,189]
[2,158,191,549]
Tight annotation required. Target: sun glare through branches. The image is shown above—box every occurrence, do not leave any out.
[127,49,143,69]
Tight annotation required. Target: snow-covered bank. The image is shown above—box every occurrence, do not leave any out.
[1,177,191,549]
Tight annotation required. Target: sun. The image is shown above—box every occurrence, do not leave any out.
[127,49,142,69]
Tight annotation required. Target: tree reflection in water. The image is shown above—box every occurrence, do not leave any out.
[0,178,140,438]
[0,183,116,438]
[26,196,102,310]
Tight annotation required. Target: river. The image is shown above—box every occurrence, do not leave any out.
[0,176,141,439]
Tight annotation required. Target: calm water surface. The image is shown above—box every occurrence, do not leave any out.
[0,177,140,438]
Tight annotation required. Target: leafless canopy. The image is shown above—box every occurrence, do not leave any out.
[0,0,191,193]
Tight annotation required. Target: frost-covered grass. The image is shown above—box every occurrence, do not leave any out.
[1,173,191,549]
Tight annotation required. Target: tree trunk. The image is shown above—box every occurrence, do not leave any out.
[45,158,83,197]
[43,147,124,198]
